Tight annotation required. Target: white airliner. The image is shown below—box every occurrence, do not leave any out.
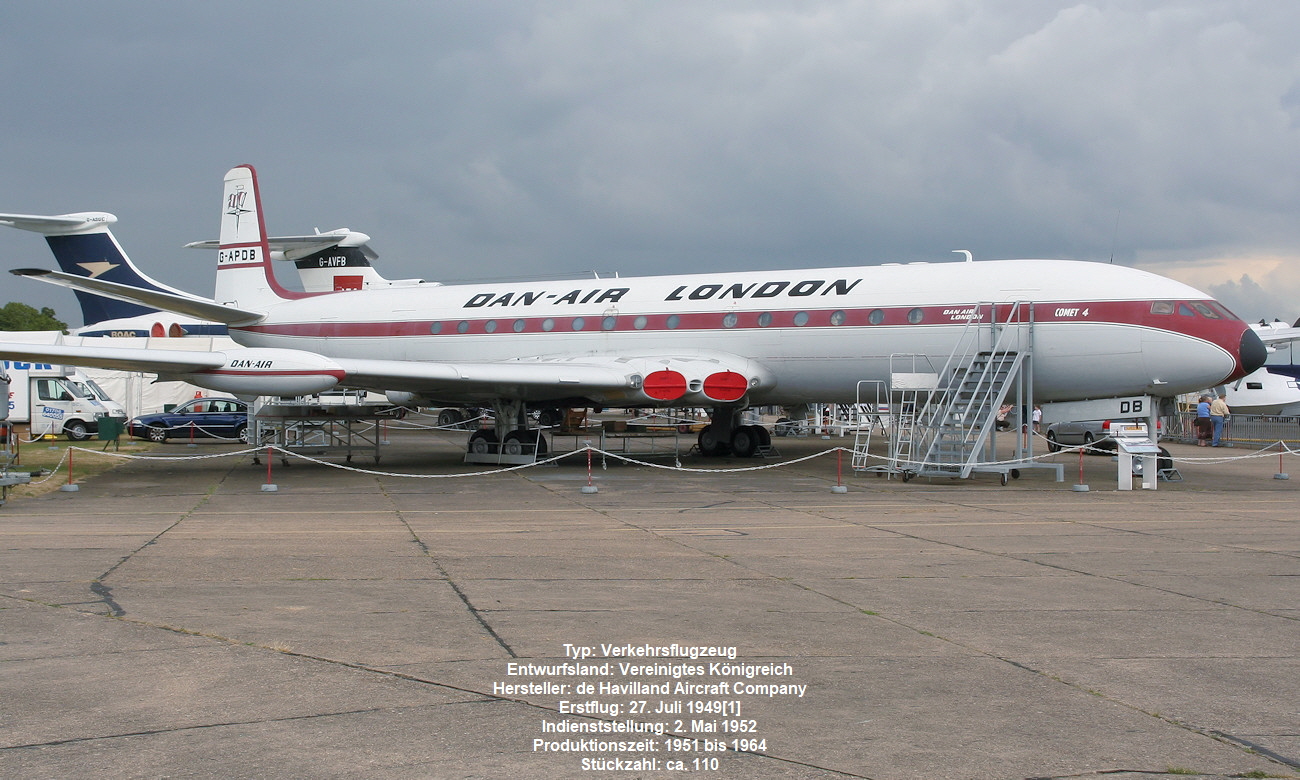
[1220,319,1300,415]
[0,165,1268,457]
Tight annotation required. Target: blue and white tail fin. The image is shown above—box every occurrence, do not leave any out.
[0,211,187,328]
[215,165,307,309]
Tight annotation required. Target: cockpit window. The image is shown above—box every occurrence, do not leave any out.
[1150,301,1174,314]
[1192,302,1220,319]
[1207,301,1238,319]
[1177,303,1195,316]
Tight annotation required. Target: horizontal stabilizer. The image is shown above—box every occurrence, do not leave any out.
[10,268,265,326]
[186,228,379,262]
[0,211,117,235]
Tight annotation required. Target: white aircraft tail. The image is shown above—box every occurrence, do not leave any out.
[215,165,303,309]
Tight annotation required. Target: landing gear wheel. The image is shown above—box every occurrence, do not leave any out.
[1157,446,1172,474]
[438,409,464,428]
[730,426,759,458]
[501,429,547,456]
[698,425,731,457]
[468,429,498,455]
[501,430,526,456]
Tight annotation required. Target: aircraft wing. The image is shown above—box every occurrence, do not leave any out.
[9,269,265,326]
[1256,326,1300,348]
[329,356,640,404]
[0,339,765,407]
[0,340,227,375]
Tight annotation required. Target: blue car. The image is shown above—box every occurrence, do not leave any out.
[128,398,249,443]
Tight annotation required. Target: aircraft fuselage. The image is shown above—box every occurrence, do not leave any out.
[227,258,1256,405]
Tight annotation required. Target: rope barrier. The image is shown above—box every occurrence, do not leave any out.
[28,437,1300,489]
[7,436,1289,496]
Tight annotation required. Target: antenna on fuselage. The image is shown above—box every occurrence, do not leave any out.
[952,250,972,262]
[1109,209,1121,263]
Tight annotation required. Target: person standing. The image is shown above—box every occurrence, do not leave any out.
[1195,395,1213,446]
[1209,393,1231,447]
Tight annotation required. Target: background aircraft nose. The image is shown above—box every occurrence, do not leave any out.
[1239,327,1267,375]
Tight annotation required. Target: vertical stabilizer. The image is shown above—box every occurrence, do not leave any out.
[215,165,302,309]
[0,212,185,326]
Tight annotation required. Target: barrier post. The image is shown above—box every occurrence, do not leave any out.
[831,448,848,493]
[261,445,279,492]
[60,446,79,492]
[581,441,598,493]
[1276,441,1289,481]
[1071,447,1089,492]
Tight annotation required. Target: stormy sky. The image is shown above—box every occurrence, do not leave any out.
[3,1,1299,327]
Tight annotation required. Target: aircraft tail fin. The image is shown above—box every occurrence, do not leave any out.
[0,211,186,327]
[291,237,431,292]
[214,165,305,309]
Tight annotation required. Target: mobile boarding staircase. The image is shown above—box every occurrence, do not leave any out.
[853,302,1063,484]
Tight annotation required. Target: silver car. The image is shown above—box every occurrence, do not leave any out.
[1044,420,1117,454]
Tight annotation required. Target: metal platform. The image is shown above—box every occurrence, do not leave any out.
[252,402,404,465]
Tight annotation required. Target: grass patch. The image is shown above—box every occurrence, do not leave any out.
[3,437,158,501]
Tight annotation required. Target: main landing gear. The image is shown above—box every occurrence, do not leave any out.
[697,407,770,458]
[466,400,550,457]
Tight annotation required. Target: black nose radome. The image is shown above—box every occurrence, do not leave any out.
[1239,328,1267,375]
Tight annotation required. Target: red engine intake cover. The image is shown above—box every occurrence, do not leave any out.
[703,371,748,402]
[643,369,688,400]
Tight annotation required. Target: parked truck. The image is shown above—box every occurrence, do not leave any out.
[1,360,126,440]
